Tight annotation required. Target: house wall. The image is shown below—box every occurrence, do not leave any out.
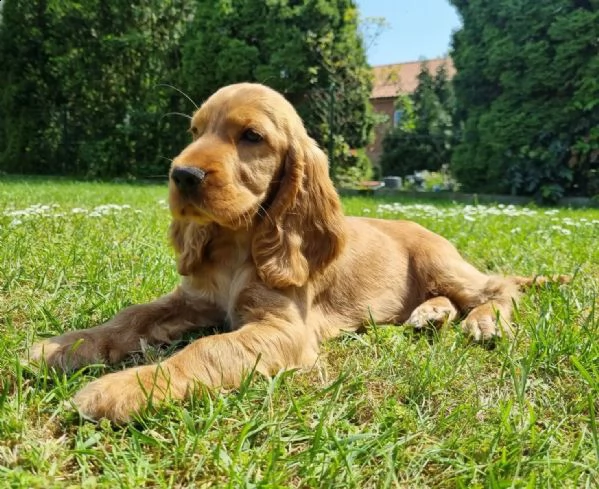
[366,97,396,174]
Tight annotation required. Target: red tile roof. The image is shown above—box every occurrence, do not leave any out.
[371,58,455,99]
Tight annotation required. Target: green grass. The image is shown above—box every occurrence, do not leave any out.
[1,178,598,488]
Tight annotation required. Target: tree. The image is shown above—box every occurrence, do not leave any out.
[180,0,375,182]
[449,0,599,200]
[1,0,375,181]
[0,0,192,178]
[380,63,456,178]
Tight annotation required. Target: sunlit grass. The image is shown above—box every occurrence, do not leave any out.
[1,178,598,487]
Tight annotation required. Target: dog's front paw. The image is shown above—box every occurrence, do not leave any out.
[29,334,101,371]
[73,365,181,423]
[29,330,129,371]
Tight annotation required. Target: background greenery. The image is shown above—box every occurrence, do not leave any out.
[376,1,599,200]
[0,0,373,182]
[449,0,599,201]
[1,178,598,487]
[0,0,193,178]
[0,0,597,196]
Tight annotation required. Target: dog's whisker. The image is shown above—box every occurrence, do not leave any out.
[257,204,275,227]
[161,112,192,120]
[156,83,199,109]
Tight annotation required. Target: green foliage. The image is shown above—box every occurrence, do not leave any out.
[334,148,373,188]
[0,0,193,178]
[380,63,456,177]
[450,0,599,200]
[0,0,374,181]
[181,0,375,183]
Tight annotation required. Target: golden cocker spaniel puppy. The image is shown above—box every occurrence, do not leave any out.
[30,83,566,422]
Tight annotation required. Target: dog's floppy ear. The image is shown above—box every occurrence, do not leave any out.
[169,221,213,276]
[252,137,347,288]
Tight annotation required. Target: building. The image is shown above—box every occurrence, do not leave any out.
[367,58,455,169]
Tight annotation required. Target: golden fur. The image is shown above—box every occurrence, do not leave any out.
[30,83,567,422]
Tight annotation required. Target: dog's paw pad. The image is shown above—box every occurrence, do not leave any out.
[406,303,458,329]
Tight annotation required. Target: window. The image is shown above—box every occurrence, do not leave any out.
[393,109,403,127]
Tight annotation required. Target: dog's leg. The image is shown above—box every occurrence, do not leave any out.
[29,288,223,370]
[72,308,318,422]
[406,296,459,329]
[459,274,570,341]
[430,259,522,342]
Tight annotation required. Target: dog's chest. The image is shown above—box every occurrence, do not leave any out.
[210,263,254,327]
[184,252,255,329]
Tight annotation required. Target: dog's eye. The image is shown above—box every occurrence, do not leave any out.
[190,127,199,138]
[240,129,263,143]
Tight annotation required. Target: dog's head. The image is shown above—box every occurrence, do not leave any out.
[169,83,346,288]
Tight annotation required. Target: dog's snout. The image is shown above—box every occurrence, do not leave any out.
[171,166,206,193]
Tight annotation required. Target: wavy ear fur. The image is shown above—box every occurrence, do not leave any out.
[169,221,213,276]
[252,137,347,288]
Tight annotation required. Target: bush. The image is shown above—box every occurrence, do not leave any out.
[449,0,599,201]
[334,147,373,188]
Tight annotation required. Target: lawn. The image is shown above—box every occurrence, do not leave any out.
[1,178,598,488]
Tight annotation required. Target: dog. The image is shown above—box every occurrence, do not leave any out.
[30,83,567,422]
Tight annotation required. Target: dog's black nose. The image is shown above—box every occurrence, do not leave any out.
[171,166,206,194]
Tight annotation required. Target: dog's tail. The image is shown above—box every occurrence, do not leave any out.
[511,274,571,290]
